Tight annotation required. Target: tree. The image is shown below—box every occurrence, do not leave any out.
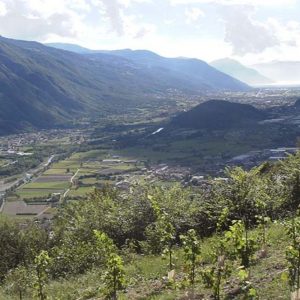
[180,229,201,286]
[33,251,51,300]
[5,265,31,300]
[0,217,48,281]
[147,194,176,271]
[200,239,231,300]
[103,254,125,300]
[94,230,125,299]
[284,215,300,296]
[225,220,257,269]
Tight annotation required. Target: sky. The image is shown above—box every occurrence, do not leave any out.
[0,0,299,64]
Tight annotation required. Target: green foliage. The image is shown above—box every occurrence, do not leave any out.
[220,166,271,227]
[284,215,300,292]
[103,254,126,300]
[200,244,232,300]
[0,217,48,281]
[33,251,51,300]
[256,216,271,250]
[94,230,125,299]
[237,267,257,299]
[4,152,300,299]
[50,240,98,277]
[148,194,176,271]
[94,229,117,255]
[180,229,201,285]
[277,153,300,213]
[225,220,258,268]
[4,265,32,300]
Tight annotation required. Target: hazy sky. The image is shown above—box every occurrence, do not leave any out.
[0,0,299,64]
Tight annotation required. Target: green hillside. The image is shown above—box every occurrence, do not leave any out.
[1,153,300,299]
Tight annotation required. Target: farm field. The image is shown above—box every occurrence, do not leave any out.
[0,159,11,167]
[13,149,142,202]
[1,146,144,217]
[43,168,73,175]
[2,201,48,216]
[68,187,95,197]
[23,181,70,190]
[16,189,60,199]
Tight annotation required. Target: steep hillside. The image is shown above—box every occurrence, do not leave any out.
[172,100,266,130]
[211,58,273,86]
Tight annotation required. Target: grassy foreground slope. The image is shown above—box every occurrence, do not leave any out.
[1,152,300,299]
[0,222,290,299]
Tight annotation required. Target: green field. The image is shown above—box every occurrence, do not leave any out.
[23,181,70,190]
[16,189,56,199]
[70,150,107,160]
[12,148,142,202]
[51,161,81,170]
[68,187,95,197]
[80,177,98,185]
[43,168,72,175]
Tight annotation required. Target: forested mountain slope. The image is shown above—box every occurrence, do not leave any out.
[0,38,250,134]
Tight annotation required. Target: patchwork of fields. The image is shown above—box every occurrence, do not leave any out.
[2,149,143,218]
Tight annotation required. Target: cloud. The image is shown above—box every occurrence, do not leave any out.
[97,0,153,36]
[185,7,204,24]
[0,1,7,16]
[0,0,79,40]
[170,0,298,57]
[220,5,279,55]
[97,0,125,36]
[0,0,153,41]
[267,18,300,48]
[170,0,295,6]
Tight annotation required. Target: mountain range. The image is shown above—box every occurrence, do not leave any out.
[0,38,249,134]
[52,45,300,86]
[211,58,273,86]
[48,43,250,93]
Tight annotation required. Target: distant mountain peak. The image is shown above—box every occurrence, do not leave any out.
[211,57,273,86]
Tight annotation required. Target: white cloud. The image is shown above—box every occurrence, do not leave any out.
[220,5,279,55]
[267,18,300,47]
[98,0,125,36]
[0,0,79,40]
[185,7,204,24]
[170,0,295,6]
[0,0,153,41]
[0,1,7,16]
[119,0,152,7]
[122,13,156,38]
